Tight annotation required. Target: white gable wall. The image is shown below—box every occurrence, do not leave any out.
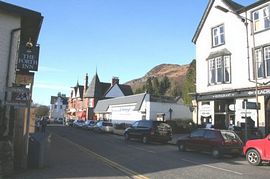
[196,0,254,94]
[105,84,124,98]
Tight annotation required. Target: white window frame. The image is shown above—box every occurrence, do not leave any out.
[212,24,225,47]
[208,56,231,85]
[255,45,270,78]
[252,5,270,32]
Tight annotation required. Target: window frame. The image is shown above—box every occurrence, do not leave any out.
[254,45,270,79]
[252,5,270,33]
[211,24,225,47]
[208,55,231,85]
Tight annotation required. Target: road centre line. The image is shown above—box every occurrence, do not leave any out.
[55,133,149,179]
[127,145,156,154]
[181,159,243,175]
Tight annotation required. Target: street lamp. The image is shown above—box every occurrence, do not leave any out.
[215,6,259,131]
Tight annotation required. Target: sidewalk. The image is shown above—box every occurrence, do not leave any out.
[9,131,130,179]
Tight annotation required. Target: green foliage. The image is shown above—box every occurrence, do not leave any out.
[35,105,49,117]
[182,59,196,105]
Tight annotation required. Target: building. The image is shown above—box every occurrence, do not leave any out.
[67,73,133,120]
[192,0,270,136]
[0,1,43,175]
[49,93,68,122]
[94,93,192,124]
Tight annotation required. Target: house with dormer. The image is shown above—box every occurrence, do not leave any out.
[192,0,270,136]
[67,73,133,120]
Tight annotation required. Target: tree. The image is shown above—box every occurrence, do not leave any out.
[152,77,160,96]
[35,105,49,117]
[182,59,196,105]
[144,77,154,94]
[160,76,171,95]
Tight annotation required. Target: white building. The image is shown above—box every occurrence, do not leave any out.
[94,93,192,124]
[192,0,270,135]
[49,93,68,121]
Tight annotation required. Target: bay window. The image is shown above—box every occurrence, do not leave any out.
[208,55,231,85]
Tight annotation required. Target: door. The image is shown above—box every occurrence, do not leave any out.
[265,98,270,135]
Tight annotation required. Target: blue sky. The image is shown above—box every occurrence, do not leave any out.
[5,0,255,105]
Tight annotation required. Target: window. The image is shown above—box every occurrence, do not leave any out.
[190,129,205,138]
[212,25,225,47]
[208,56,231,85]
[255,45,270,78]
[253,6,270,32]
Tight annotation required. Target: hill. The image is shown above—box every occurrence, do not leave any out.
[125,64,190,95]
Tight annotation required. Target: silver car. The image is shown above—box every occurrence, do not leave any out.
[94,121,113,133]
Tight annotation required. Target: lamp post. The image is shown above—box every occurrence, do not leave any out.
[215,5,259,130]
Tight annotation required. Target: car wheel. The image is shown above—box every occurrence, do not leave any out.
[212,148,221,158]
[246,149,261,166]
[178,143,186,152]
[142,136,148,144]
[124,133,129,141]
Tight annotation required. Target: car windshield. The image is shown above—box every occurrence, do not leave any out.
[221,131,239,141]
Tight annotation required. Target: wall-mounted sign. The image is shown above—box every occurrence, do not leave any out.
[17,42,40,71]
[6,87,29,107]
[199,104,211,117]
[15,71,34,85]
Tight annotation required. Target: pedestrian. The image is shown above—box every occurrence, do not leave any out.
[41,117,47,133]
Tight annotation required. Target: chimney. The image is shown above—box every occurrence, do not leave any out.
[111,76,119,86]
[84,73,88,94]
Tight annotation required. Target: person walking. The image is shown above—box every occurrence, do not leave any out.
[40,117,47,133]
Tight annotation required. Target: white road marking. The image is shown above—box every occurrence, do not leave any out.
[127,145,156,154]
[181,158,244,175]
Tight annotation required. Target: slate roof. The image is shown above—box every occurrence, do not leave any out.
[94,93,147,113]
[84,73,133,98]
[84,74,110,98]
[50,96,68,105]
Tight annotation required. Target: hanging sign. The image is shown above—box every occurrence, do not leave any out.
[17,41,40,71]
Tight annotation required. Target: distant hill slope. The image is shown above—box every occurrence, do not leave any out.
[125,64,190,94]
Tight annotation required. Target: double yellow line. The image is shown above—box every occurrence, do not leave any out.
[56,134,149,179]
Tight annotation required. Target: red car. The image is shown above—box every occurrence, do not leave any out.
[243,134,270,166]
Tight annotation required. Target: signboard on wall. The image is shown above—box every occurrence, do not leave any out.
[15,71,34,85]
[17,42,40,71]
[6,87,29,107]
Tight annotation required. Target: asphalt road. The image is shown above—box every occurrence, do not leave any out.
[11,126,270,179]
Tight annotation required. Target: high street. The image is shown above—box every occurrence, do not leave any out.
[11,126,270,179]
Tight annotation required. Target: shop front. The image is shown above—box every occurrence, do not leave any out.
[193,88,270,137]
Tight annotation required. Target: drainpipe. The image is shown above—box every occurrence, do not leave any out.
[2,28,21,138]
[5,28,21,103]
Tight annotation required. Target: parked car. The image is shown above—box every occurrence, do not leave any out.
[177,128,243,158]
[65,119,75,127]
[93,121,114,133]
[243,133,270,166]
[82,120,96,130]
[124,120,172,144]
[73,119,85,128]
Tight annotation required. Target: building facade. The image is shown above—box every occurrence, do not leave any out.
[0,1,43,175]
[67,73,133,120]
[49,93,68,122]
[94,93,192,124]
[192,0,270,136]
